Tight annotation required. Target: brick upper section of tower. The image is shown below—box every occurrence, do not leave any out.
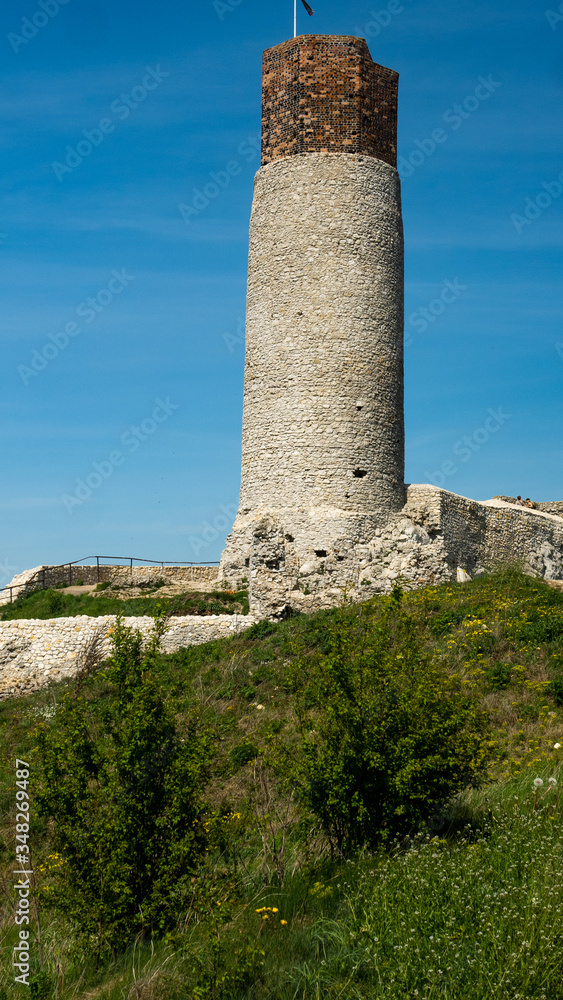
[261,35,398,168]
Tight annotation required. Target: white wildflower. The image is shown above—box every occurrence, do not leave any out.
[533,778,544,788]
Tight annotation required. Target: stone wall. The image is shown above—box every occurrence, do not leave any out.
[493,496,563,518]
[0,564,220,606]
[538,503,563,517]
[261,35,398,167]
[221,486,563,618]
[0,612,254,700]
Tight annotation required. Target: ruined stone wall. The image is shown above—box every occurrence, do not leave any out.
[493,496,563,518]
[0,612,254,700]
[221,487,563,618]
[539,503,563,517]
[0,564,220,606]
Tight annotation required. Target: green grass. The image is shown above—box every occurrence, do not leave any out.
[0,585,249,620]
[1,568,563,998]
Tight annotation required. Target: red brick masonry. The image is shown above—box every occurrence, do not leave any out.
[262,35,398,167]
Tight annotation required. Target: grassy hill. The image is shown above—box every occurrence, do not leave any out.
[0,568,562,999]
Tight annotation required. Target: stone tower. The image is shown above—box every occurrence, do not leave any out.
[221,35,405,612]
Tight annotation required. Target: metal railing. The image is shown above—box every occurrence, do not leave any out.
[0,555,220,604]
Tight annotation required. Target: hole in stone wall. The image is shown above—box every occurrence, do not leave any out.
[353,469,367,478]
[266,560,280,570]
[244,558,250,567]
[336,556,345,562]
[315,549,327,558]
[285,533,294,542]
[356,406,363,411]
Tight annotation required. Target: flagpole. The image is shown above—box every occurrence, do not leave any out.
[294,0,297,37]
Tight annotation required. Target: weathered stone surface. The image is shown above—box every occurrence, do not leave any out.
[221,486,563,618]
[221,149,405,596]
[492,496,563,518]
[0,613,255,701]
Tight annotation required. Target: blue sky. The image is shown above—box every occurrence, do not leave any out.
[0,0,561,579]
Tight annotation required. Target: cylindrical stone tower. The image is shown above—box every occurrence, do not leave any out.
[221,35,405,609]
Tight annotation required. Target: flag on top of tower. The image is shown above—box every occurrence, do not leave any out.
[293,0,314,39]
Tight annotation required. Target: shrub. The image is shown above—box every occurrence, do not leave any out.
[35,614,215,958]
[245,620,278,640]
[230,740,259,770]
[45,589,64,615]
[289,591,493,852]
[485,662,513,690]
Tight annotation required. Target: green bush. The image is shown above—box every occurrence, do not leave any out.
[238,684,256,701]
[230,740,259,770]
[45,589,64,615]
[288,591,493,852]
[28,972,51,998]
[35,614,215,958]
[485,662,513,690]
[428,608,467,636]
[245,620,278,640]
